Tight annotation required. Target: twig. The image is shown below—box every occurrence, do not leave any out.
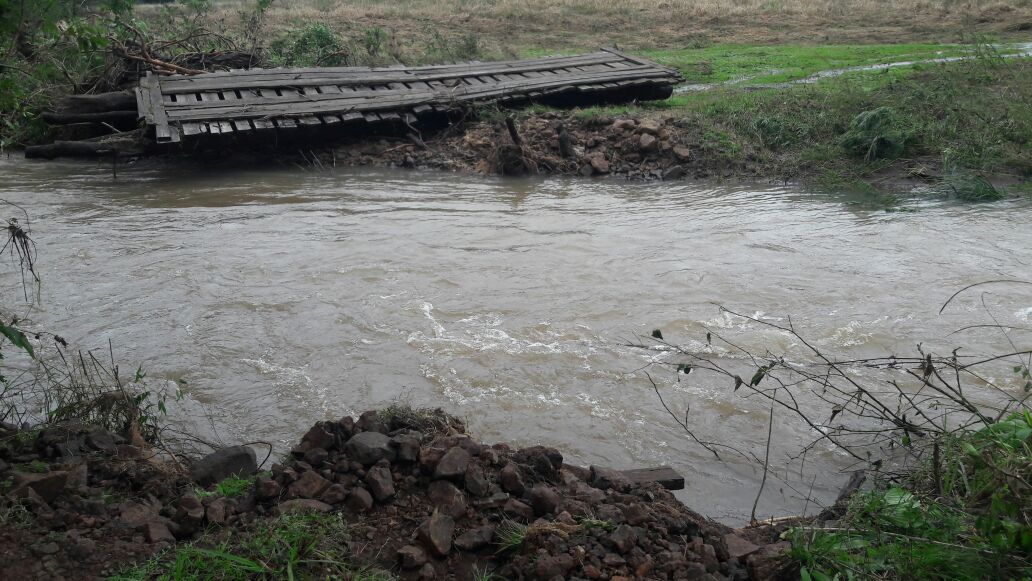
[751,391,776,525]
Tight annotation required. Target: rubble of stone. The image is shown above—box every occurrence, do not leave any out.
[0,412,796,580]
[329,112,754,182]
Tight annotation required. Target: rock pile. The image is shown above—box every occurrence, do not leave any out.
[216,410,788,580]
[0,411,795,580]
[329,111,752,182]
[0,421,191,580]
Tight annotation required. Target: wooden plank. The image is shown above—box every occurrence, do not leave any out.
[162,68,674,120]
[182,122,206,137]
[160,64,667,113]
[142,73,178,143]
[134,86,152,123]
[159,52,618,84]
[618,466,684,490]
[158,53,625,93]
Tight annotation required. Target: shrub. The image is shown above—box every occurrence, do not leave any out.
[267,24,346,67]
[838,107,908,161]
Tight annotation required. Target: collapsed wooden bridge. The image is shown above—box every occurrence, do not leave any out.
[136,48,681,145]
[26,49,681,158]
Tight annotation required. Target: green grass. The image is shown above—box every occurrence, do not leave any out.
[109,510,394,581]
[642,43,982,85]
[195,475,256,500]
[494,519,528,553]
[790,412,1032,580]
[16,460,49,473]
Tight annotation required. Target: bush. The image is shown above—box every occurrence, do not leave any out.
[267,23,346,67]
[838,107,908,161]
[790,413,1032,580]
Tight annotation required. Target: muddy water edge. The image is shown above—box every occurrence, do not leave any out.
[1,156,1030,526]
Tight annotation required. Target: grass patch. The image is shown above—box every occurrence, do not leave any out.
[790,412,1032,580]
[109,510,392,581]
[16,460,49,473]
[195,475,255,500]
[494,519,528,553]
[643,43,977,85]
[376,402,463,435]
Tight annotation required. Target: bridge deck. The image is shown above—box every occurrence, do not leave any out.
[134,49,682,144]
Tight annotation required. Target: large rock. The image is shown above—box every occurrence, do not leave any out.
[205,497,230,525]
[397,545,428,569]
[343,432,396,466]
[191,446,257,486]
[417,511,455,557]
[276,499,333,514]
[391,433,422,463]
[637,118,662,135]
[320,483,348,504]
[286,470,331,499]
[639,133,659,153]
[589,465,630,491]
[454,524,495,551]
[142,520,175,543]
[8,470,68,503]
[426,480,466,519]
[612,119,637,132]
[499,462,525,496]
[528,484,561,516]
[464,463,491,497]
[302,422,335,448]
[536,554,576,579]
[364,462,396,501]
[255,477,282,500]
[346,488,374,512]
[746,540,795,580]
[588,153,610,174]
[607,524,639,553]
[173,495,205,533]
[725,533,761,561]
[434,447,471,482]
[503,498,534,521]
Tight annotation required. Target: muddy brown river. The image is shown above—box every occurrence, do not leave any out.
[1,157,1029,525]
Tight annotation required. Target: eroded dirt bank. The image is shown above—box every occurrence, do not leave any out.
[328,112,757,183]
[0,410,797,580]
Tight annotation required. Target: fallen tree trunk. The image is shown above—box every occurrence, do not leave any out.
[41,111,139,125]
[24,129,148,160]
[56,91,137,113]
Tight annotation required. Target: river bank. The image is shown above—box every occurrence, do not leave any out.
[0,407,798,580]
[319,56,1031,198]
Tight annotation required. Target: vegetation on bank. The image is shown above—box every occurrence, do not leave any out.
[791,413,1032,580]
[110,511,396,581]
[566,46,1032,197]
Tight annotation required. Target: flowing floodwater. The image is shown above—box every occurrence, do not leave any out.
[1,157,1030,525]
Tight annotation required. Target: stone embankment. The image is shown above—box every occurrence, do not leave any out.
[0,411,795,580]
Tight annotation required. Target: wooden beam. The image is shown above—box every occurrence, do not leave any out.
[619,466,685,490]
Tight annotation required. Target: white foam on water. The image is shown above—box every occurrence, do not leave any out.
[1015,306,1032,322]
